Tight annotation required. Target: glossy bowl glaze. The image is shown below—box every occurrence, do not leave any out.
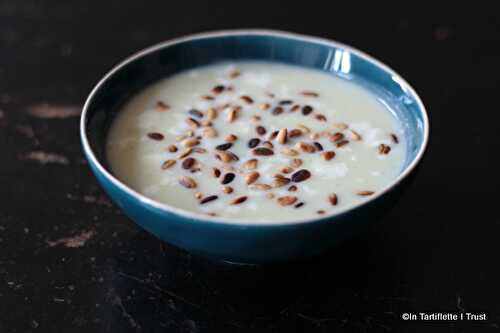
[81,30,429,263]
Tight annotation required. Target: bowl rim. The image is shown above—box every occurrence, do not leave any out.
[80,28,429,226]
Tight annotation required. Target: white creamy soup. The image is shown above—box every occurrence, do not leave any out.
[106,62,405,222]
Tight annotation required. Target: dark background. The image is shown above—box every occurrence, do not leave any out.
[1,1,499,332]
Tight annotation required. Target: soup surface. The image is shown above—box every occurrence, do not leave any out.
[107,62,405,222]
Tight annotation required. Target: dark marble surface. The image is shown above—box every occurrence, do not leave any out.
[1,2,499,332]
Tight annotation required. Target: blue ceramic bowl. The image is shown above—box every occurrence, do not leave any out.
[81,30,429,264]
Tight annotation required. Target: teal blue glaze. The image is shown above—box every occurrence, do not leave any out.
[81,30,428,263]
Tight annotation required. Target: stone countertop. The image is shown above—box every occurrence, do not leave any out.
[1,2,499,332]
